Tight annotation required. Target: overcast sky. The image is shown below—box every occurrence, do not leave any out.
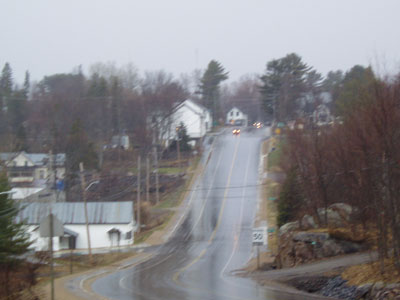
[1,0,399,84]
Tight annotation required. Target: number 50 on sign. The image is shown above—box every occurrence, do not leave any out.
[252,227,266,246]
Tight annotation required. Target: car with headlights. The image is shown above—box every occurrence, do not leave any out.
[232,128,241,135]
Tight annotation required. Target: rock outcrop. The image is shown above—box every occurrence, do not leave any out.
[287,277,400,300]
[276,203,364,268]
[276,230,365,268]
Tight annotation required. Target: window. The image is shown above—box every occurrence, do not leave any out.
[230,111,233,116]
[24,161,28,167]
[39,170,45,179]
[125,231,132,240]
[236,112,239,116]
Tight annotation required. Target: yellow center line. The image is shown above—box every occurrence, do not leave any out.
[173,135,241,284]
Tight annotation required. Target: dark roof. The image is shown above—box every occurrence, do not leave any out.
[16,202,133,225]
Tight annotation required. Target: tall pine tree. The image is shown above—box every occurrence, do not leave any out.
[0,172,31,295]
[198,60,228,126]
[260,53,311,122]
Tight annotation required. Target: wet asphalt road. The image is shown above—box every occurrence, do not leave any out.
[91,128,328,300]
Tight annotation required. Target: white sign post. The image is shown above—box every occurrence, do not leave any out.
[40,214,63,300]
[39,214,64,237]
[252,227,267,269]
[252,227,267,246]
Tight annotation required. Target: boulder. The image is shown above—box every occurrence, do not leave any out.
[336,240,364,254]
[321,239,344,257]
[293,242,314,265]
[300,214,317,230]
[329,203,352,221]
[355,283,373,299]
[317,208,346,227]
[370,282,385,298]
[293,231,329,244]
[279,221,299,235]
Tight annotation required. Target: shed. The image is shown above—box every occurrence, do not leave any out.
[17,202,135,251]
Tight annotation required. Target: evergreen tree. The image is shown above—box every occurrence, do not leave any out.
[23,71,30,99]
[335,65,376,116]
[0,63,13,120]
[0,62,13,100]
[65,119,98,173]
[87,73,109,139]
[0,172,31,294]
[260,53,311,122]
[169,122,191,152]
[110,76,121,135]
[198,60,228,125]
[177,122,191,151]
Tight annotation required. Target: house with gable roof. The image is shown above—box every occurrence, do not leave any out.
[226,106,248,126]
[0,151,65,188]
[149,99,212,148]
[17,201,135,251]
[170,99,212,140]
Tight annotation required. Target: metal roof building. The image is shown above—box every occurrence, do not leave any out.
[17,201,134,225]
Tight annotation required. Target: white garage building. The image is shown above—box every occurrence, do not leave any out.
[17,201,135,251]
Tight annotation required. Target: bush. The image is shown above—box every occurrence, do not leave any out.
[277,168,304,227]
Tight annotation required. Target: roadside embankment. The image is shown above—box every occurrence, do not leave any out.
[243,132,400,299]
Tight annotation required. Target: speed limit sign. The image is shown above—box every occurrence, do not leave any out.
[252,227,266,245]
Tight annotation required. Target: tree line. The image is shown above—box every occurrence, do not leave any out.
[275,58,400,273]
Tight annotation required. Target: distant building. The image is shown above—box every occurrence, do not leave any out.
[0,152,65,187]
[170,99,212,140]
[149,99,212,148]
[17,201,135,251]
[226,107,248,126]
[313,104,334,126]
[110,135,130,150]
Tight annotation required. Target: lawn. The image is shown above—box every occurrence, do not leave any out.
[267,137,285,171]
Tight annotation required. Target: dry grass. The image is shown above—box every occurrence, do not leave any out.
[265,180,279,255]
[255,139,280,256]
[36,251,136,286]
[342,258,400,285]
[328,227,368,243]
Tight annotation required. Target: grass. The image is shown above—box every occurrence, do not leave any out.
[267,137,285,172]
[134,227,159,244]
[256,139,280,255]
[37,251,136,282]
[342,258,400,285]
[157,167,185,174]
[265,180,279,254]
[156,185,185,209]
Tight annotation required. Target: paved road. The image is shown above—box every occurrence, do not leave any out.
[91,128,331,300]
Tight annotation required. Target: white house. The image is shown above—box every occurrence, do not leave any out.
[313,104,334,126]
[171,99,212,138]
[17,201,135,251]
[0,152,65,186]
[226,107,248,126]
[110,135,130,150]
[152,99,211,147]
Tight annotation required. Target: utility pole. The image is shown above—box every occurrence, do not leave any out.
[79,162,93,264]
[153,145,160,205]
[146,156,150,202]
[136,155,141,233]
[176,127,181,169]
[49,212,54,300]
[47,150,56,300]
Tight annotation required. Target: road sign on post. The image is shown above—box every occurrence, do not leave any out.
[252,227,267,246]
[39,214,63,237]
[39,213,63,300]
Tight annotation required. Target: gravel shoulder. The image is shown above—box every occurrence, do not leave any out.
[250,252,377,282]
